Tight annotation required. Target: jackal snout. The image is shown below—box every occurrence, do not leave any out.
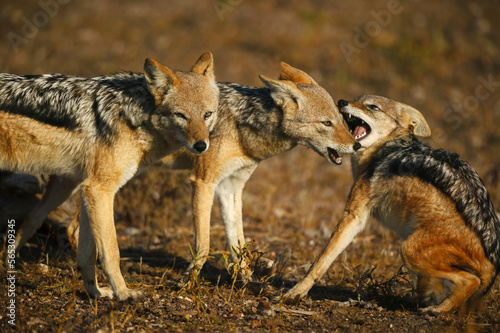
[338,95,431,149]
[260,62,359,165]
[181,112,213,154]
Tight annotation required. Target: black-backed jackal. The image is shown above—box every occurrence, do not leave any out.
[2,52,219,300]
[284,95,500,315]
[15,63,360,284]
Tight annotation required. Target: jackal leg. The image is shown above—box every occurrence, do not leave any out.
[66,207,81,252]
[416,275,453,307]
[78,182,143,300]
[216,166,256,280]
[284,183,371,300]
[181,178,215,282]
[77,198,113,299]
[15,176,78,251]
[402,231,482,314]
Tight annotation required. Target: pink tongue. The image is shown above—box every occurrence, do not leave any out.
[353,125,367,138]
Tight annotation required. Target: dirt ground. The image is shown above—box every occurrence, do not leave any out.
[1,1,500,332]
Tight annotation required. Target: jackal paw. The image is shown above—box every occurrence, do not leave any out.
[114,288,145,301]
[419,305,442,316]
[85,284,114,300]
[177,266,199,287]
[419,298,454,316]
[283,285,307,300]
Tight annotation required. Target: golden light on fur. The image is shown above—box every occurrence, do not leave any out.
[4,53,219,300]
[285,95,500,315]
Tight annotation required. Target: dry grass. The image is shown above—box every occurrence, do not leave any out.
[1,0,500,331]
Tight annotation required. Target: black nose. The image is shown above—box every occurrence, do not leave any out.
[353,142,361,151]
[193,140,207,153]
[338,99,348,107]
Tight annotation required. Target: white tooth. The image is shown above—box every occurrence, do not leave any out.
[361,120,365,124]
[349,114,352,119]
[355,132,367,140]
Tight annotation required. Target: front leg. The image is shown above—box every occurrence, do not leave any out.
[216,166,256,280]
[78,181,143,300]
[181,178,216,282]
[77,195,113,299]
[284,182,371,300]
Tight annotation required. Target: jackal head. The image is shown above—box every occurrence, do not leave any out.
[144,52,219,154]
[338,95,431,149]
[259,63,360,165]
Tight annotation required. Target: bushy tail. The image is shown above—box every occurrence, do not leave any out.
[446,158,500,273]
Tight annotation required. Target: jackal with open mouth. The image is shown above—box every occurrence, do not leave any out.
[284,95,500,315]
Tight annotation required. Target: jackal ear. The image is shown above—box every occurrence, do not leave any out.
[259,74,303,110]
[144,58,178,93]
[191,52,215,81]
[400,104,431,137]
[279,62,317,85]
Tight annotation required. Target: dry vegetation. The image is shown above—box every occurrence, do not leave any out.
[1,0,500,332]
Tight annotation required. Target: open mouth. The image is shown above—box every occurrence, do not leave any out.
[342,112,372,141]
[327,147,342,165]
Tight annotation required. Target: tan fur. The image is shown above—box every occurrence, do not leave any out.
[285,95,497,315]
[180,64,359,279]
[0,112,88,176]
[29,62,359,284]
[8,53,219,300]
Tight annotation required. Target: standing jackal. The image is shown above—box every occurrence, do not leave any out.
[15,62,360,283]
[180,63,360,280]
[1,52,219,300]
[284,95,500,314]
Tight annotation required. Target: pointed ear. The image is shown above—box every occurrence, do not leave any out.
[400,104,431,137]
[191,52,215,81]
[144,58,178,94]
[259,74,303,110]
[279,62,317,85]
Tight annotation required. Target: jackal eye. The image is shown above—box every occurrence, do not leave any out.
[368,104,380,111]
[321,120,333,127]
[204,111,213,120]
[174,112,187,120]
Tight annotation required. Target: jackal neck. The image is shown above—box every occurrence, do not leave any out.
[351,128,414,179]
[217,82,297,161]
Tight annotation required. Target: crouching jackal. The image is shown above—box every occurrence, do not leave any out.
[284,95,500,314]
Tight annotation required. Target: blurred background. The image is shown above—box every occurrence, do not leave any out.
[1,0,499,283]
